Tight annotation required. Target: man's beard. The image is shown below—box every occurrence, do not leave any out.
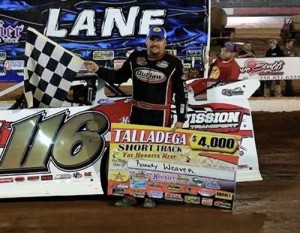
[150,46,160,56]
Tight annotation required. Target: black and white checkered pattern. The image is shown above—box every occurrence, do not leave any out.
[24,27,84,108]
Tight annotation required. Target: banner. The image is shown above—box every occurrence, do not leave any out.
[108,123,241,210]
[0,0,209,82]
[237,57,300,80]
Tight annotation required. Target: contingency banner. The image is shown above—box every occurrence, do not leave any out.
[237,57,300,80]
[108,123,241,210]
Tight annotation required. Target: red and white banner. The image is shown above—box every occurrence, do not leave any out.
[237,57,300,81]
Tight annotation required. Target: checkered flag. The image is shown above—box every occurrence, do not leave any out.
[23,27,84,108]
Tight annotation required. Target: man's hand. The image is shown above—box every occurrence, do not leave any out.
[84,61,99,73]
[172,121,184,131]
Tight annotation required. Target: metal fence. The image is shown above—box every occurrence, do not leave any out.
[212,0,300,8]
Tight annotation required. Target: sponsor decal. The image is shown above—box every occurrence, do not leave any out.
[209,66,220,79]
[148,182,163,189]
[84,172,93,178]
[151,173,177,182]
[114,59,126,69]
[112,188,124,196]
[73,172,83,179]
[130,190,145,198]
[132,193,145,198]
[14,177,25,182]
[41,175,53,181]
[148,191,164,199]
[201,197,213,206]
[203,181,221,190]
[54,174,72,180]
[177,175,190,183]
[0,20,24,43]
[214,200,232,209]
[130,171,148,180]
[215,191,233,201]
[184,195,201,204]
[120,116,130,124]
[240,59,285,76]
[156,61,169,68]
[135,67,166,83]
[222,87,244,96]
[187,109,243,132]
[166,184,181,191]
[136,57,147,66]
[0,178,13,183]
[27,176,40,182]
[111,158,127,167]
[93,51,114,60]
[117,183,129,189]
[165,193,183,202]
[109,171,129,182]
[199,188,215,197]
[97,99,115,105]
[130,179,147,189]
[192,177,204,186]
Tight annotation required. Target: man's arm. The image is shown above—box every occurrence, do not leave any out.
[173,60,188,127]
[85,54,134,84]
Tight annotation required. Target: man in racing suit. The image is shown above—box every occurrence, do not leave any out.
[85,26,188,207]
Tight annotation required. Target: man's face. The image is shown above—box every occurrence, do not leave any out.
[146,36,166,58]
[268,41,276,49]
[244,43,251,51]
[220,47,234,60]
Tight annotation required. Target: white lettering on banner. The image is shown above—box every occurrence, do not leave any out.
[127,159,235,181]
[45,8,166,37]
[114,129,187,144]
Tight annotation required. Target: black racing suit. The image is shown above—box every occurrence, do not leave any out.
[96,50,187,127]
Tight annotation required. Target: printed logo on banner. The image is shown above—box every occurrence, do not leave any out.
[166,49,177,56]
[0,52,6,61]
[240,59,285,76]
[4,60,24,74]
[93,51,114,60]
[186,49,202,61]
[0,20,24,43]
